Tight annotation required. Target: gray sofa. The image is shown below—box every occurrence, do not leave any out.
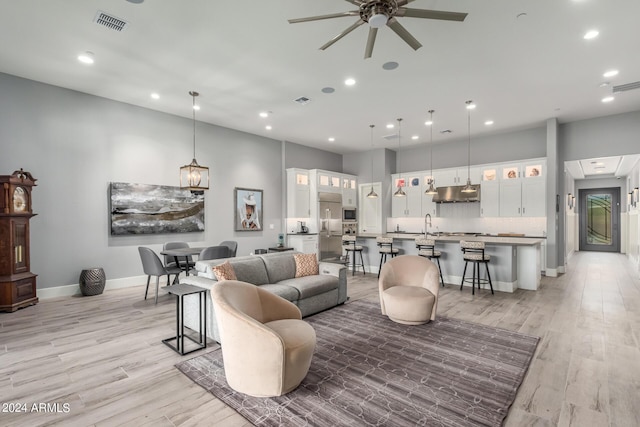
[180,251,347,343]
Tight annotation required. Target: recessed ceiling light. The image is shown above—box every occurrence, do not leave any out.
[265,125,272,130]
[77,51,95,64]
[411,135,419,140]
[601,96,614,103]
[150,93,160,100]
[584,30,599,40]
[466,102,476,110]
[386,124,394,129]
[193,104,200,111]
[382,61,399,70]
[603,69,619,78]
[259,112,269,118]
[328,137,335,142]
[344,78,356,86]
[485,120,494,126]
[321,87,335,94]
[126,0,144,3]
[599,82,611,87]
[424,120,433,126]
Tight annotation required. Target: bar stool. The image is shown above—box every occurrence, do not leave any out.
[460,241,493,295]
[415,237,445,287]
[376,236,399,278]
[342,235,365,276]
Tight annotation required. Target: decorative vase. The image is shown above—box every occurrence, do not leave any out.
[79,267,106,296]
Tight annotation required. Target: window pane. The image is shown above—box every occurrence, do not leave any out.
[586,194,612,245]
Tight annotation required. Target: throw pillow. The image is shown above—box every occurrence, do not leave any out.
[212,261,237,281]
[294,253,319,278]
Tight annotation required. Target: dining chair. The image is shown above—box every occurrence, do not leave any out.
[163,241,195,273]
[138,247,182,304]
[219,240,238,257]
[199,245,229,261]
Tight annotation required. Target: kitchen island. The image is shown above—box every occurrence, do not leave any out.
[352,232,545,293]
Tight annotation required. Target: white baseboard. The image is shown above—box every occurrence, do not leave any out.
[37,275,150,300]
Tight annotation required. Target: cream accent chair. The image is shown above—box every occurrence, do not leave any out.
[378,255,440,325]
[211,280,316,397]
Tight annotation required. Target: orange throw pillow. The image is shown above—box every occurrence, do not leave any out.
[212,261,237,281]
[294,253,319,278]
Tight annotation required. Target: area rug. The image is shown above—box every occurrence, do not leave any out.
[176,299,539,426]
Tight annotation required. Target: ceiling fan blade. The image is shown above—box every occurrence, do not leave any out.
[364,27,378,59]
[396,8,468,22]
[387,18,422,51]
[344,0,366,5]
[320,20,365,50]
[397,0,418,5]
[288,11,359,24]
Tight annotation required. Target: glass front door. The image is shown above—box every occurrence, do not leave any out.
[579,188,620,252]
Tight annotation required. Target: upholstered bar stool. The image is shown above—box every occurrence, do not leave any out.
[342,235,365,276]
[376,236,399,278]
[415,237,445,287]
[460,240,493,295]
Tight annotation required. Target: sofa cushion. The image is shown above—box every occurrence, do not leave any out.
[293,253,319,278]
[259,252,297,284]
[258,284,300,302]
[277,275,338,299]
[212,261,237,281]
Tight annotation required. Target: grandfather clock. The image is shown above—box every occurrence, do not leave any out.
[0,169,38,312]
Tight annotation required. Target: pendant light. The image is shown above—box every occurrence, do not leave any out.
[424,109,437,195]
[393,118,406,197]
[366,124,378,198]
[180,90,210,192]
[461,100,477,193]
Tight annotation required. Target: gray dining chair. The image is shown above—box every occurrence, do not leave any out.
[163,241,195,273]
[199,245,229,261]
[138,247,182,304]
[219,240,238,257]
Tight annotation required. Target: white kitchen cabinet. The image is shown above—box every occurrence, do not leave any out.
[522,178,546,217]
[359,182,382,234]
[421,174,437,217]
[288,234,318,255]
[317,171,341,193]
[286,168,310,218]
[480,180,500,217]
[435,166,482,186]
[498,160,546,217]
[499,180,522,216]
[391,174,421,217]
[342,175,357,207]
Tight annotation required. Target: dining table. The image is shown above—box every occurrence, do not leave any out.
[160,247,206,276]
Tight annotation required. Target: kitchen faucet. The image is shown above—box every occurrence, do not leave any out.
[424,214,432,237]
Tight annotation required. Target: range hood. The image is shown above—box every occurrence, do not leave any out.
[431,184,481,203]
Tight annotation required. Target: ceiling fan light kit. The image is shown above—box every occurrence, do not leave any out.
[289,0,467,59]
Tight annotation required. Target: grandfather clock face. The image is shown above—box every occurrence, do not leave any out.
[13,186,28,213]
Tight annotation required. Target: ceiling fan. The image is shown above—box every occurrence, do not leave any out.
[288,0,468,59]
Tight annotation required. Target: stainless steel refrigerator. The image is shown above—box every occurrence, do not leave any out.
[318,192,343,262]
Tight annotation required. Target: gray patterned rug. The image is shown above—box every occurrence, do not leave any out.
[176,299,538,426]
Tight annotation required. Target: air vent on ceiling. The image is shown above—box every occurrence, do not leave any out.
[613,81,640,93]
[383,134,398,141]
[94,11,128,32]
[294,96,310,105]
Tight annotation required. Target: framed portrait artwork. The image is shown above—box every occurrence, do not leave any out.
[234,187,263,231]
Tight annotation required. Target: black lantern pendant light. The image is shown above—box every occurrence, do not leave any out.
[461,100,477,193]
[366,124,378,199]
[425,109,437,195]
[393,118,406,197]
[180,90,209,192]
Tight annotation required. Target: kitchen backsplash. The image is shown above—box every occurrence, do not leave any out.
[388,216,547,237]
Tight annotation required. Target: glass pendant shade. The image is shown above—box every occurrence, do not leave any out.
[180,90,209,191]
[461,177,476,193]
[425,180,437,195]
[393,186,406,197]
[367,186,378,198]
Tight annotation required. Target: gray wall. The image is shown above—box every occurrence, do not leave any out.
[284,141,343,172]
[0,73,285,288]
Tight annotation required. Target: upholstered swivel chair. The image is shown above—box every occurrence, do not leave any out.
[138,247,182,304]
[199,245,229,261]
[211,280,316,397]
[378,255,440,325]
[163,241,195,273]
[219,240,238,257]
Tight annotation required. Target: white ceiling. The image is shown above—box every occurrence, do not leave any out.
[1,0,640,154]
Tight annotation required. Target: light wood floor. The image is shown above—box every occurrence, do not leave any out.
[1,252,639,426]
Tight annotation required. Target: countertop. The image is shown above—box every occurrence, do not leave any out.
[287,232,318,236]
[356,232,545,246]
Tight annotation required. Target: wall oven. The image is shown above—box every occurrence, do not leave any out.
[342,207,357,222]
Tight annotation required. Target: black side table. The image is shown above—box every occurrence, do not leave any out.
[162,284,207,355]
[267,246,294,253]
